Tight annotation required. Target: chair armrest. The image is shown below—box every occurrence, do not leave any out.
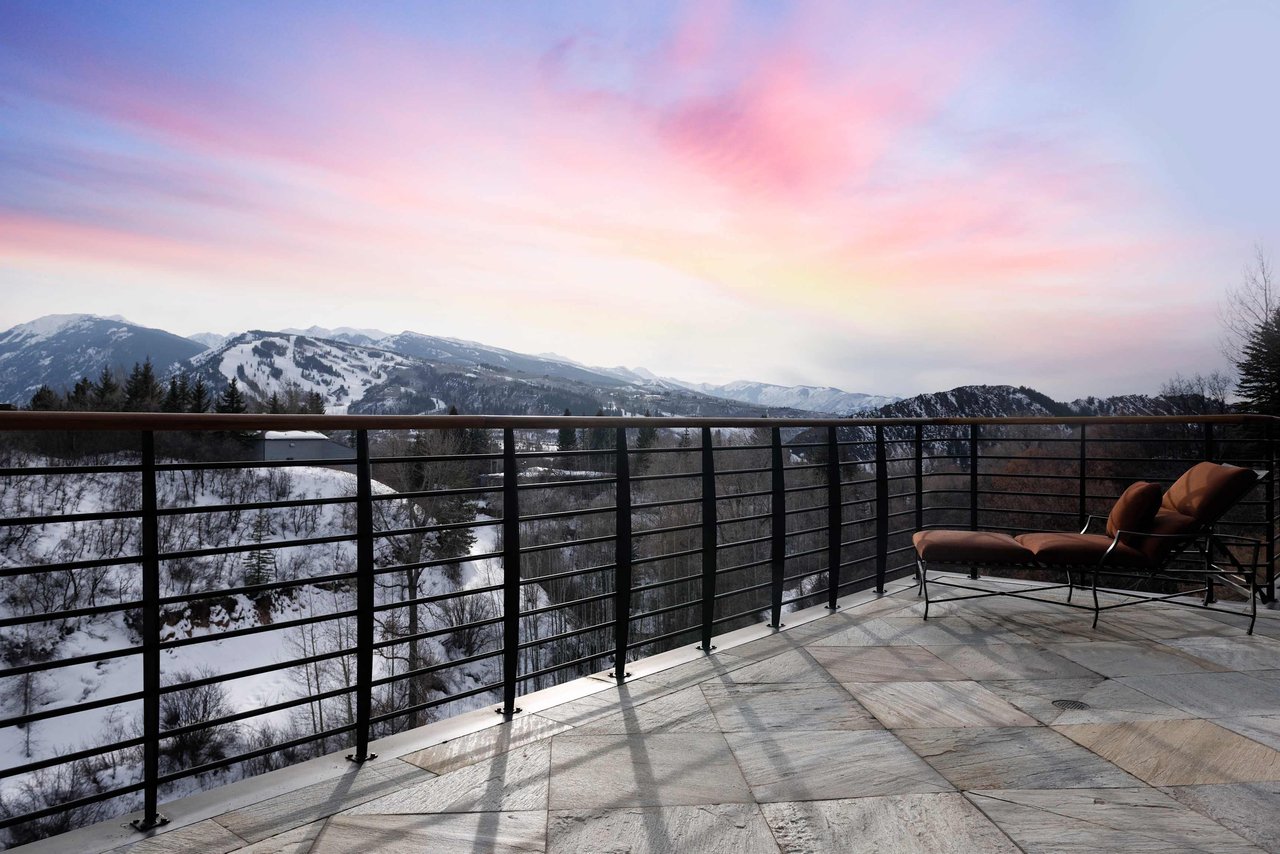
[1080,514,1108,535]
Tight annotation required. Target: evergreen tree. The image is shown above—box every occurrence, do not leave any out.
[215,378,248,414]
[557,408,578,451]
[242,511,277,587]
[636,411,659,450]
[189,377,212,413]
[267,392,283,414]
[92,366,123,411]
[304,391,325,415]
[1236,312,1280,415]
[65,377,93,410]
[162,376,191,413]
[123,359,163,411]
[28,385,60,411]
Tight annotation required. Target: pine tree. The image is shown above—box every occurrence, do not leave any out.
[1236,312,1280,415]
[215,378,248,414]
[305,391,325,415]
[92,366,123,411]
[636,411,659,450]
[557,408,578,451]
[124,359,163,411]
[189,377,212,413]
[267,392,283,414]
[65,377,93,410]
[28,385,60,411]
[242,511,277,587]
[162,376,190,413]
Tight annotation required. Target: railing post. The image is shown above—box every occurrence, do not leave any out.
[914,424,923,533]
[131,431,168,831]
[826,426,841,610]
[1078,424,1088,529]
[700,427,718,650]
[769,426,785,628]
[1268,422,1275,603]
[1204,422,1216,463]
[347,429,375,762]
[968,424,979,579]
[874,425,888,593]
[499,428,521,717]
[613,428,633,678]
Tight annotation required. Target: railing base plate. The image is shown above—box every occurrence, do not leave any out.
[346,753,378,763]
[130,814,169,832]
[496,707,522,717]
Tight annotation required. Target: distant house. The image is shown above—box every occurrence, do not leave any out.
[258,430,355,464]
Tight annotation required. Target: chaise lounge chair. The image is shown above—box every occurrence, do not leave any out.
[912,461,1267,633]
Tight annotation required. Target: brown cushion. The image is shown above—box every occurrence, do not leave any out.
[1136,508,1200,563]
[1016,532,1148,567]
[1106,481,1163,541]
[1161,462,1259,524]
[913,530,1034,564]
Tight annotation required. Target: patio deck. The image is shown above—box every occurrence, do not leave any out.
[48,576,1280,853]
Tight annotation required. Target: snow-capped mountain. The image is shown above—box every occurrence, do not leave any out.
[376,331,634,388]
[280,326,392,347]
[0,314,205,405]
[190,332,418,415]
[677,380,898,415]
[187,331,230,350]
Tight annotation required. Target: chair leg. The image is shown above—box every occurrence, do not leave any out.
[1066,568,1074,603]
[1091,567,1101,629]
[914,558,924,596]
[1249,566,1258,636]
[921,561,931,621]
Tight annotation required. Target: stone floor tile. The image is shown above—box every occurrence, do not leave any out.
[724,729,951,802]
[722,631,827,662]
[213,760,433,844]
[121,820,244,854]
[966,787,1263,853]
[1056,718,1280,786]
[761,793,1020,854]
[1164,782,1280,853]
[927,642,1099,680]
[346,740,550,815]
[1162,635,1280,671]
[807,618,926,647]
[700,682,881,732]
[982,676,1195,725]
[308,811,545,853]
[233,820,327,854]
[548,733,753,809]
[1046,640,1224,677]
[845,680,1038,729]
[808,645,967,682]
[1118,671,1280,718]
[1120,608,1253,640]
[874,615,1030,646]
[400,713,570,774]
[572,686,721,735]
[703,649,835,685]
[998,612,1151,644]
[548,804,780,854]
[1216,715,1280,751]
[896,726,1142,790]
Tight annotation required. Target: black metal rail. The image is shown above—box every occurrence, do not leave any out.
[0,411,1275,841]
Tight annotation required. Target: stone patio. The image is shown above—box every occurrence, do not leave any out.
[39,575,1280,853]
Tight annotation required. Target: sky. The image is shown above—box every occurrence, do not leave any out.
[2,1,1278,400]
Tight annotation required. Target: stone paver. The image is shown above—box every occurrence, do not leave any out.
[85,582,1280,854]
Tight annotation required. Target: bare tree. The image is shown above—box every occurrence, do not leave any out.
[1221,244,1276,367]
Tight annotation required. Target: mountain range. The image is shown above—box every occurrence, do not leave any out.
[0,313,1208,421]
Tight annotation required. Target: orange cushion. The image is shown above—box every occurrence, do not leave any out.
[1106,481,1163,540]
[913,530,1034,564]
[1016,532,1149,567]
[1161,462,1259,524]
[1137,508,1200,563]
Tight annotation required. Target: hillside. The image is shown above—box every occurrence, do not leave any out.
[0,315,205,405]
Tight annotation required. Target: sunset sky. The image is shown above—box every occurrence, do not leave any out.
[2,1,1278,399]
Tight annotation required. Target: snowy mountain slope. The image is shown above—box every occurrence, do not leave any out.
[376,331,635,389]
[281,326,392,347]
[189,332,418,414]
[0,315,205,405]
[186,332,230,350]
[677,380,898,414]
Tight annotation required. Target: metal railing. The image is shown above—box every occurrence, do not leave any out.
[0,411,1274,844]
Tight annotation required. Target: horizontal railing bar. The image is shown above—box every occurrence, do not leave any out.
[371,648,501,688]
[0,508,140,527]
[519,562,616,586]
[372,549,504,577]
[0,734,148,780]
[371,583,505,614]
[158,532,357,561]
[156,722,357,786]
[159,609,359,649]
[0,688,146,729]
[0,779,146,831]
[0,463,142,476]
[0,598,144,629]
[518,476,617,490]
[156,495,356,518]
[374,451,505,464]
[631,496,702,512]
[160,684,356,741]
[518,649,612,683]
[0,554,139,579]
[158,571,360,607]
[368,681,503,726]
[521,589,614,618]
[630,470,702,483]
[517,504,614,524]
[371,615,504,651]
[628,598,699,622]
[518,619,613,651]
[373,484,500,501]
[632,546,701,566]
[0,644,143,679]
